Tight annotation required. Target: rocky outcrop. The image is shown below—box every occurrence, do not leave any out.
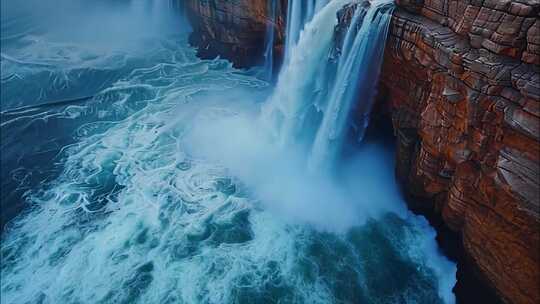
[395,0,540,65]
[183,0,286,68]
[379,1,540,303]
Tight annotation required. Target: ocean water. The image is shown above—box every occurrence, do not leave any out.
[1,1,456,303]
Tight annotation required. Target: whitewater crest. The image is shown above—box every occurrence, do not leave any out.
[2,1,457,304]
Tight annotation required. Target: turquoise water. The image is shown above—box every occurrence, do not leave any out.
[1,1,456,303]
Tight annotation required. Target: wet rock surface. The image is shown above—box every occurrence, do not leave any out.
[380,1,540,303]
[183,0,286,68]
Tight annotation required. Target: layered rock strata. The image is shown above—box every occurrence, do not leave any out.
[183,0,286,68]
[380,1,540,303]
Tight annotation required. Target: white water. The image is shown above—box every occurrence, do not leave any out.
[309,0,394,171]
[262,0,278,80]
[261,0,394,172]
[1,1,457,303]
[262,0,349,149]
[284,0,330,64]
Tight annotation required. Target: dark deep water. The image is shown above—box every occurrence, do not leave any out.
[1,1,457,303]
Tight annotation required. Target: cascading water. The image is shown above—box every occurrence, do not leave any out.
[262,0,394,171]
[263,0,328,79]
[262,0,278,80]
[1,1,457,303]
[309,0,394,171]
[283,0,329,63]
[261,0,348,149]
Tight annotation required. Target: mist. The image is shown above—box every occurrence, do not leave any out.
[180,91,407,233]
[177,90,456,302]
[1,0,186,51]
[1,0,189,110]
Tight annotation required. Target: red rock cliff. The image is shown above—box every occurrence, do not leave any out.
[183,0,286,68]
[380,1,539,303]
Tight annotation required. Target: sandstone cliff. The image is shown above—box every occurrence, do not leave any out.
[183,0,286,68]
[380,1,539,303]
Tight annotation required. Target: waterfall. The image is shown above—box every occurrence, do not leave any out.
[284,0,329,64]
[309,0,394,171]
[262,0,278,80]
[262,0,394,172]
[263,0,329,78]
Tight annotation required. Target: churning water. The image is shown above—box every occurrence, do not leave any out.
[1,1,456,303]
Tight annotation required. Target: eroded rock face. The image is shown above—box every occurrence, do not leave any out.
[395,0,540,64]
[380,1,540,303]
[183,0,286,68]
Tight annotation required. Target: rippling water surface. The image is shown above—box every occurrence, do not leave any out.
[1,1,456,303]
